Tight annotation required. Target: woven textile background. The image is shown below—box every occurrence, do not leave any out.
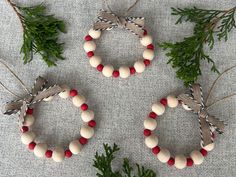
[0,0,235,177]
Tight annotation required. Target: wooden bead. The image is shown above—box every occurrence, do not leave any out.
[83,41,96,52]
[52,147,65,162]
[134,60,145,73]
[81,110,94,122]
[140,35,153,46]
[190,150,204,165]
[182,103,192,111]
[119,66,130,78]
[21,131,36,145]
[201,143,214,151]
[145,134,158,148]
[174,154,187,169]
[43,96,53,102]
[34,143,48,158]
[157,148,170,163]
[23,115,35,126]
[89,56,102,67]
[59,85,70,99]
[69,140,82,155]
[143,49,154,60]
[152,103,165,115]
[167,95,178,108]
[72,95,86,107]
[88,28,101,39]
[80,125,94,139]
[144,118,157,131]
[102,65,114,77]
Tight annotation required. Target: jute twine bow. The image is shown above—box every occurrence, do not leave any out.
[93,9,145,37]
[178,84,225,147]
[4,76,63,124]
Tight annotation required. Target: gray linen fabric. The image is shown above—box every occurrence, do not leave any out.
[0,0,235,176]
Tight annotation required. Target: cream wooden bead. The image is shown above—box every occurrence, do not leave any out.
[83,41,96,52]
[102,65,114,77]
[59,85,70,99]
[174,154,187,169]
[182,103,192,111]
[88,28,101,39]
[72,95,86,107]
[157,148,170,163]
[21,131,36,145]
[23,115,35,126]
[140,35,153,46]
[201,143,214,151]
[143,49,154,60]
[190,150,204,165]
[144,118,157,131]
[52,147,65,162]
[145,134,158,148]
[34,143,48,158]
[69,140,82,155]
[152,103,165,115]
[43,96,53,102]
[89,56,102,67]
[134,60,145,73]
[167,95,179,108]
[80,125,94,139]
[119,66,130,78]
[81,110,94,122]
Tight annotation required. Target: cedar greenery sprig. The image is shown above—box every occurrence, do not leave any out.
[160,6,236,85]
[93,143,156,177]
[7,0,66,67]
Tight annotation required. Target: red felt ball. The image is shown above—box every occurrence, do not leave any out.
[167,157,175,166]
[84,35,93,41]
[147,44,154,50]
[65,149,72,158]
[149,112,157,119]
[79,137,88,145]
[45,150,53,158]
[160,98,167,106]
[143,59,151,66]
[143,29,147,35]
[28,142,36,150]
[97,64,104,72]
[152,146,160,155]
[143,129,151,136]
[88,120,96,127]
[113,70,120,78]
[200,148,208,157]
[26,108,33,115]
[129,67,136,74]
[70,89,78,97]
[186,158,194,166]
[87,51,94,58]
[81,103,88,111]
[21,126,29,133]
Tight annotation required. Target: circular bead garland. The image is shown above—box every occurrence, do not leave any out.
[83,29,155,79]
[20,86,96,162]
[143,95,215,169]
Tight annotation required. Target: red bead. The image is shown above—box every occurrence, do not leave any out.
[79,137,88,145]
[97,64,104,72]
[81,103,88,111]
[149,112,157,119]
[113,70,120,78]
[88,120,96,127]
[143,129,151,136]
[26,108,33,115]
[130,67,136,74]
[143,29,147,35]
[45,150,53,158]
[143,59,151,66]
[147,44,154,50]
[65,149,72,158]
[28,142,36,150]
[160,98,167,106]
[167,157,175,166]
[87,51,94,58]
[21,126,29,133]
[152,146,160,155]
[70,89,78,97]
[186,158,194,166]
[200,148,208,157]
[84,35,93,41]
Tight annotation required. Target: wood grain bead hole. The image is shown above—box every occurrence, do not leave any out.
[143,95,215,169]
[83,29,155,78]
[20,85,96,162]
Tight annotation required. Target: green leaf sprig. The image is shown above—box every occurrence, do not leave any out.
[7,0,66,67]
[160,6,236,85]
[93,143,156,177]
